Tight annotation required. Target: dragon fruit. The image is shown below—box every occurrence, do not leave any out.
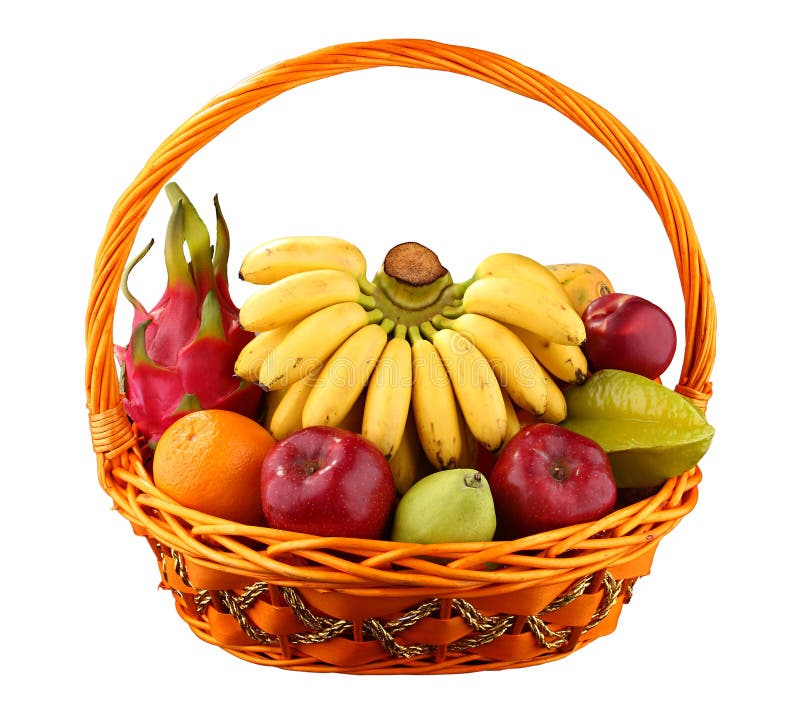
[116,183,262,446]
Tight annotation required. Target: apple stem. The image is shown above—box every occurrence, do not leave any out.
[551,463,568,483]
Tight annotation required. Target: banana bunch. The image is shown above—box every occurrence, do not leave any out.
[235,236,609,494]
[431,252,591,426]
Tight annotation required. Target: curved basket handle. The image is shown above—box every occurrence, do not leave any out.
[85,38,715,460]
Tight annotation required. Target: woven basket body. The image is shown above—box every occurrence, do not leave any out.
[85,39,716,674]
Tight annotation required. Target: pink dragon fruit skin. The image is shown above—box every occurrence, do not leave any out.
[116,183,262,446]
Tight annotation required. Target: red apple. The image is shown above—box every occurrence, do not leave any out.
[489,423,617,538]
[260,426,396,539]
[582,293,677,379]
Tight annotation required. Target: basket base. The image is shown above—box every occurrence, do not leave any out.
[160,560,634,674]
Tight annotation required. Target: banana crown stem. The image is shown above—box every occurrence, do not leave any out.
[357,274,376,295]
[365,308,385,325]
[419,321,437,342]
[407,324,424,346]
[452,278,474,299]
[431,314,454,331]
[367,242,468,333]
[357,293,378,310]
[441,304,465,319]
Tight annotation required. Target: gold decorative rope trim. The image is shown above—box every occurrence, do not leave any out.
[160,548,627,658]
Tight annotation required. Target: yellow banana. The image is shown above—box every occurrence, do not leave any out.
[473,252,572,302]
[409,326,463,470]
[239,235,368,285]
[428,325,507,452]
[361,328,413,460]
[546,263,615,315]
[389,414,432,495]
[301,322,389,428]
[434,313,548,416]
[540,373,567,423]
[337,389,367,435]
[460,276,585,345]
[501,389,522,449]
[460,275,586,346]
[266,369,320,440]
[512,326,588,384]
[234,323,296,383]
[456,405,479,469]
[238,268,375,332]
[258,303,382,390]
[268,368,365,440]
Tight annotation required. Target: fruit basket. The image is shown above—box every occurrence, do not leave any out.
[85,39,716,674]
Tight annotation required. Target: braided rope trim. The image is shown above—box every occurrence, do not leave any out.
[166,548,625,658]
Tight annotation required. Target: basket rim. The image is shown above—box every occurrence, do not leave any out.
[85,38,715,587]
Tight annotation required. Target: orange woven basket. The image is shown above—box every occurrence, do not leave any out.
[85,39,716,674]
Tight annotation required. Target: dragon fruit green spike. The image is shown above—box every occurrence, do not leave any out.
[115,183,262,446]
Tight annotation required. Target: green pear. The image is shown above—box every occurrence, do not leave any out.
[390,468,496,543]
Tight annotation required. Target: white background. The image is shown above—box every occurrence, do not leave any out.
[3,1,797,714]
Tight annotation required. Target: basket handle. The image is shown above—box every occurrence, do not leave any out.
[85,38,715,460]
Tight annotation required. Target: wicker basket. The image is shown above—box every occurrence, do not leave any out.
[85,39,716,674]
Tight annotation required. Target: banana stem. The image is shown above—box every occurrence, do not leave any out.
[451,277,475,299]
[365,308,385,325]
[419,321,437,342]
[441,304,465,319]
[357,274,376,295]
[394,323,408,342]
[431,314,453,331]
[357,293,378,310]
[407,324,424,345]
[379,317,396,334]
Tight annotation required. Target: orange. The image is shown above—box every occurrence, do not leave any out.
[153,409,275,525]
